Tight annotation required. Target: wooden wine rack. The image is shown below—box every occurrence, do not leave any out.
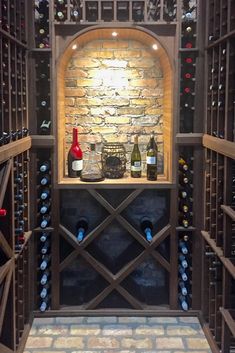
[0,1,33,352]
[201,0,235,352]
[3,0,235,352]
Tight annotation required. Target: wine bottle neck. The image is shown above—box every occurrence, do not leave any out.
[72,128,78,146]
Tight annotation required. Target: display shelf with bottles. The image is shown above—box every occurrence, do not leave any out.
[52,0,178,24]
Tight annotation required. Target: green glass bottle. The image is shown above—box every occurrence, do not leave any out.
[146,132,158,181]
[131,135,141,178]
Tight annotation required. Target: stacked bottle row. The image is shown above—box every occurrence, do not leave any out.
[179,1,198,133]
[35,55,51,135]
[178,232,192,311]
[203,247,223,348]
[38,159,51,229]
[53,0,177,23]
[208,0,235,42]
[178,154,193,228]
[207,42,235,141]
[37,153,52,312]
[15,245,30,348]
[0,34,28,139]
[204,150,224,248]
[181,1,197,48]
[179,51,197,133]
[38,231,51,312]
[35,0,50,49]
[14,152,29,252]
[0,0,26,43]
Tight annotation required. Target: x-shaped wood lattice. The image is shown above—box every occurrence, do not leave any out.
[59,189,171,309]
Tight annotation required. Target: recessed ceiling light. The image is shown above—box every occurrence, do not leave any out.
[112,31,118,37]
[72,44,77,50]
[152,43,158,50]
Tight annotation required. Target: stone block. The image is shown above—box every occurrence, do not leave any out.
[155,337,184,349]
[135,325,164,335]
[121,338,153,349]
[70,325,101,335]
[65,88,86,97]
[186,338,210,349]
[24,337,53,349]
[53,337,84,349]
[87,337,120,349]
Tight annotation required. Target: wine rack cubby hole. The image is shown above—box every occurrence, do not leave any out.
[59,189,171,309]
[56,27,174,185]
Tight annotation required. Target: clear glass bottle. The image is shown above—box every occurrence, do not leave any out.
[80,143,104,182]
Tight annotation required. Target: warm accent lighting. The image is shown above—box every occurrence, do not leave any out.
[112,31,118,37]
[72,44,77,50]
[152,43,158,50]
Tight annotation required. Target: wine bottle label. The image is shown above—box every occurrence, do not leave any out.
[72,160,83,171]
[131,162,141,171]
[146,156,157,164]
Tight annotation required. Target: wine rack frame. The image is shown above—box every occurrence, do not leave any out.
[201,0,235,352]
[0,0,33,351]
[4,0,235,352]
[23,0,205,318]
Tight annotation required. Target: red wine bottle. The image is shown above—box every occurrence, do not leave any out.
[0,209,7,216]
[68,128,83,178]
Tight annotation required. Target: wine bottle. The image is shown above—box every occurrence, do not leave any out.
[68,128,83,178]
[40,174,50,186]
[39,296,50,312]
[40,188,50,200]
[40,284,50,299]
[39,161,50,172]
[179,294,188,311]
[40,270,50,285]
[179,240,188,255]
[179,253,188,268]
[40,255,51,270]
[146,132,158,181]
[179,280,188,296]
[40,232,49,242]
[179,213,191,228]
[39,120,51,135]
[178,265,188,281]
[178,172,189,185]
[76,217,88,243]
[41,240,50,254]
[0,209,7,216]
[131,135,141,178]
[140,217,153,242]
[40,214,51,229]
[39,200,51,214]
[178,157,188,172]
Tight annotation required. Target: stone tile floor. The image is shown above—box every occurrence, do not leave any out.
[24,316,212,353]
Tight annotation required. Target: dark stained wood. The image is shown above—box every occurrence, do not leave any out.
[0,159,12,208]
[201,231,235,280]
[175,133,203,145]
[31,135,55,148]
[220,308,235,337]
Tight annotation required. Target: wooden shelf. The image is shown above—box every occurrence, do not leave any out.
[202,134,235,159]
[220,308,235,338]
[57,175,174,189]
[31,135,55,148]
[176,133,203,145]
[0,137,32,164]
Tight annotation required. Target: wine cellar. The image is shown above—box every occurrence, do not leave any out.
[0,0,235,352]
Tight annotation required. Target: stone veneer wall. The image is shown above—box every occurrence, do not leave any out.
[64,38,164,174]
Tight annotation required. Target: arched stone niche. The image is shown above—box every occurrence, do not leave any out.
[56,27,173,185]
